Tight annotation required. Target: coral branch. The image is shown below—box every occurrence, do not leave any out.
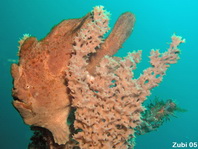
[66,6,185,149]
[136,34,185,102]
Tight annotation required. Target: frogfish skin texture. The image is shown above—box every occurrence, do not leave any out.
[11,11,135,145]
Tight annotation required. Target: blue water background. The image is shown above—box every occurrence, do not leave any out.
[0,0,197,148]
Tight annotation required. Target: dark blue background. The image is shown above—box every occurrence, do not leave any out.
[0,0,197,148]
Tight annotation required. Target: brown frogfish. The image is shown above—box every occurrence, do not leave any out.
[11,8,135,145]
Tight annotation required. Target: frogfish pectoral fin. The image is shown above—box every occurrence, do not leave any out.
[45,120,70,145]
